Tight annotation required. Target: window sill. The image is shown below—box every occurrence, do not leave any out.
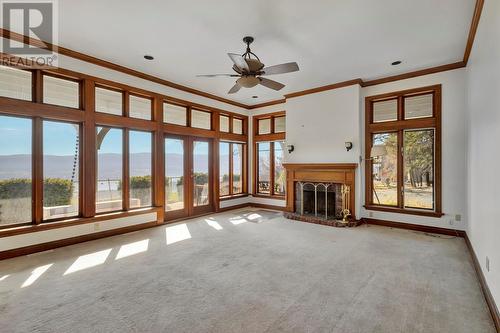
[219,193,249,201]
[364,205,444,218]
[252,194,286,200]
[0,207,162,238]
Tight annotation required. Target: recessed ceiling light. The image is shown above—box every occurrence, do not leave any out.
[144,55,154,60]
[252,95,258,99]
[391,60,402,66]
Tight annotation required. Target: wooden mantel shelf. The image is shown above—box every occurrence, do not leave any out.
[282,163,358,219]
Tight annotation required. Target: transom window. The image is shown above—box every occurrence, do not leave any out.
[365,85,441,217]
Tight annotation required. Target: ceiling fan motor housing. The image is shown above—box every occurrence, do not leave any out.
[237,76,260,88]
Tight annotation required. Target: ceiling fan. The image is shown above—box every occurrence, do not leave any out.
[196,36,299,94]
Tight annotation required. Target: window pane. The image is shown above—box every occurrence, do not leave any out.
[219,142,230,196]
[220,115,229,132]
[274,141,285,195]
[165,138,184,211]
[274,116,286,133]
[0,65,32,101]
[404,129,434,210]
[405,94,433,119]
[43,75,79,108]
[191,109,211,130]
[233,118,243,134]
[129,95,152,120]
[164,103,186,126]
[257,142,270,194]
[129,131,152,209]
[96,127,122,213]
[43,121,79,220]
[373,99,397,123]
[258,118,271,134]
[372,133,398,206]
[233,143,243,194]
[95,87,123,116]
[0,116,32,225]
[193,141,209,206]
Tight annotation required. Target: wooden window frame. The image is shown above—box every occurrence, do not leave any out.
[0,62,248,236]
[191,108,212,130]
[364,85,442,217]
[252,111,286,198]
[219,141,247,199]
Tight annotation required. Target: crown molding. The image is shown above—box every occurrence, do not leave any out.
[463,0,484,65]
[0,29,249,110]
[0,0,484,110]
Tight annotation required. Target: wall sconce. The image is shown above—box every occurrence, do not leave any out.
[287,144,295,154]
[345,142,353,152]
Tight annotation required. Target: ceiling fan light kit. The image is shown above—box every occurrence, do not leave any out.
[197,36,300,94]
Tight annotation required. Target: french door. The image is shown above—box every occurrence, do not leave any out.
[164,135,213,220]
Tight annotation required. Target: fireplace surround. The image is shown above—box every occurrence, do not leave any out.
[283,163,361,227]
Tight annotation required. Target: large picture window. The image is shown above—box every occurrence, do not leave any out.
[256,141,285,196]
[253,112,286,197]
[365,85,441,216]
[96,127,123,213]
[0,115,32,225]
[129,131,152,209]
[219,142,245,197]
[43,120,80,220]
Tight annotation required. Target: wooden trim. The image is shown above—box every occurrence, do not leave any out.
[365,85,442,217]
[33,117,43,224]
[464,233,500,332]
[282,163,358,170]
[250,203,286,211]
[463,0,485,65]
[248,99,286,109]
[362,62,465,87]
[0,221,158,261]
[219,193,250,201]
[364,205,444,218]
[362,218,464,237]
[284,79,363,99]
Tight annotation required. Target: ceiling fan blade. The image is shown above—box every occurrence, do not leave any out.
[261,62,299,76]
[228,53,249,72]
[259,77,285,91]
[228,83,241,94]
[196,74,240,77]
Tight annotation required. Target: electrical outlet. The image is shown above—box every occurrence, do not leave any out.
[94,222,100,231]
[455,214,462,222]
[369,212,373,218]
[449,220,454,226]
[486,257,490,272]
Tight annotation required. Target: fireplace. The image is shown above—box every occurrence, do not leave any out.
[283,163,361,227]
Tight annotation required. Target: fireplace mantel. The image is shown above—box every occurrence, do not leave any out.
[283,163,358,220]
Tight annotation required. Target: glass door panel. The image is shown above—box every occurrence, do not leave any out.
[165,137,186,215]
[192,140,210,208]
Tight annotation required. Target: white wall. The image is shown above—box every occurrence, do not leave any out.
[466,0,500,310]
[361,69,468,231]
[0,213,157,252]
[285,85,362,215]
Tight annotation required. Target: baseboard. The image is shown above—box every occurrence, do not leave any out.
[464,233,500,332]
[0,221,158,260]
[218,204,251,212]
[250,203,287,211]
[362,218,465,237]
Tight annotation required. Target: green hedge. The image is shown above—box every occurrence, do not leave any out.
[118,176,152,190]
[0,178,73,206]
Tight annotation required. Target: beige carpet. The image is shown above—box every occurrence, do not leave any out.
[0,208,496,332]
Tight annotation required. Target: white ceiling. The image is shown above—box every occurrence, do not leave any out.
[57,0,475,105]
